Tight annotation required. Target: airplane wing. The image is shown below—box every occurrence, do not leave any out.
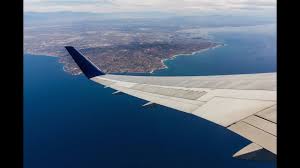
[65,46,277,160]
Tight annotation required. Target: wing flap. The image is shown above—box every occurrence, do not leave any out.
[233,143,276,160]
[255,105,277,123]
[192,97,275,127]
[242,115,276,136]
[197,89,276,102]
[228,121,276,154]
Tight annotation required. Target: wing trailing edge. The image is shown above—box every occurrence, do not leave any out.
[233,143,276,160]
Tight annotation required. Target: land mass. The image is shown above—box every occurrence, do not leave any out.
[60,41,219,74]
[24,13,222,74]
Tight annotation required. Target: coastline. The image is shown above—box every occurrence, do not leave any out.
[150,43,224,74]
[24,53,58,58]
[25,43,224,75]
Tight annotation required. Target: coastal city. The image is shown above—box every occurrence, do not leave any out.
[24,15,221,74]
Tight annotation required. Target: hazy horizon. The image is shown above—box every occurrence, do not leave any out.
[24,0,276,16]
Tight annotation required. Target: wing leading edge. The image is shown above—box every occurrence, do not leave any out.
[65,46,277,160]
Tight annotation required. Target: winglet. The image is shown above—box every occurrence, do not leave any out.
[65,46,105,78]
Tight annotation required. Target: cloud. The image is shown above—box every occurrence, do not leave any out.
[24,0,276,13]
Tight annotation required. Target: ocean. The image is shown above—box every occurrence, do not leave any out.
[24,26,276,168]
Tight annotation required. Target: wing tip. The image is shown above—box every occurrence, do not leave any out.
[65,46,105,78]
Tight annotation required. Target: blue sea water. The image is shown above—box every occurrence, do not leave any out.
[24,28,276,168]
[154,32,276,76]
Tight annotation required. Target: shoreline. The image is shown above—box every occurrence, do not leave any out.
[25,43,224,75]
[24,53,58,58]
[150,43,224,74]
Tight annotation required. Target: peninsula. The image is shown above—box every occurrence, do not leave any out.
[24,14,222,74]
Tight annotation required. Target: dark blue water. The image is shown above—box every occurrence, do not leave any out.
[154,32,276,76]
[24,28,276,168]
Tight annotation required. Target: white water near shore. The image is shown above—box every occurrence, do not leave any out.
[150,43,224,73]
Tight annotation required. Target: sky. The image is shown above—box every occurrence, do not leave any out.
[24,0,276,14]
